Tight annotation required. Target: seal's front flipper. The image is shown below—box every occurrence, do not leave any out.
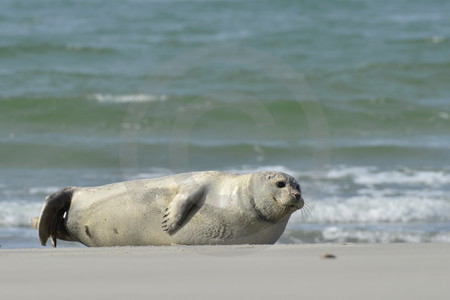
[162,186,204,234]
[38,187,74,247]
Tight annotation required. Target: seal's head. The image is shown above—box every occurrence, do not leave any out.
[250,171,304,223]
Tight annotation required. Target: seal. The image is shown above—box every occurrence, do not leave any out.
[32,171,304,247]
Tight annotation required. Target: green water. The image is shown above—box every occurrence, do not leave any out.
[1,0,449,247]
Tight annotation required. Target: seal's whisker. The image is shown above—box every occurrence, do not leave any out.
[300,203,312,221]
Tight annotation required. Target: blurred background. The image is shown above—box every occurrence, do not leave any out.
[1,0,449,248]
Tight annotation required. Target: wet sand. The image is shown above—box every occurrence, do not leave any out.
[1,243,449,300]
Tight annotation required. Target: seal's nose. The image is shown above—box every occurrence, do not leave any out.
[297,195,305,209]
[288,193,304,209]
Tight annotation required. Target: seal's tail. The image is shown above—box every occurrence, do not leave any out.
[36,187,74,247]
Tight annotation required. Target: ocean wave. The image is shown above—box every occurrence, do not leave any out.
[0,201,41,228]
[282,226,450,244]
[354,61,450,72]
[224,164,300,176]
[298,196,450,224]
[0,43,117,56]
[320,227,417,243]
[287,166,450,224]
[123,167,174,180]
[326,166,450,187]
[388,36,448,45]
[90,93,168,104]
[28,186,60,196]
[1,165,449,228]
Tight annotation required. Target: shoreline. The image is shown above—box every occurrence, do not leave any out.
[1,243,449,299]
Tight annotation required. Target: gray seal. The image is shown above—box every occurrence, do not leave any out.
[32,171,304,247]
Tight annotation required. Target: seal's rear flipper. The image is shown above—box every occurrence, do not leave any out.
[37,187,74,247]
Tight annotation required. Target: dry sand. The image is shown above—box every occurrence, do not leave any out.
[1,243,449,300]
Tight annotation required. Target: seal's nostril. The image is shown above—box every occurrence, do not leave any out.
[294,194,301,201]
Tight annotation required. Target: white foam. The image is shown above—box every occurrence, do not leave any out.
[124,168,174,180]
[320,227,450,243]
[429,36,446,44]
[326,166,450,187]
[0,201,41,228]
[225,165,300,176]
[28,186,59,196]
[91,94,168,104]
[437,112,449,119]
[295,195,450,224]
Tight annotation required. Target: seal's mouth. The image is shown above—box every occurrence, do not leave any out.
[288,203,301,210]
[272,196,302,211]
[283,197,304,210]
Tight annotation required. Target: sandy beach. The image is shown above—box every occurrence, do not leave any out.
[1,243,449,300]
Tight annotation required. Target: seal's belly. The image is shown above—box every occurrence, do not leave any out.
[168,205,283,245]
[65,186,175,246]
[66,195,285,246]
[175,220,286,246]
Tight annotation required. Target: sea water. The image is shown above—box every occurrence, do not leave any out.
[1,0,449,248]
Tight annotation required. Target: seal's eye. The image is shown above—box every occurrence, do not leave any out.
[276,181,286,188]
